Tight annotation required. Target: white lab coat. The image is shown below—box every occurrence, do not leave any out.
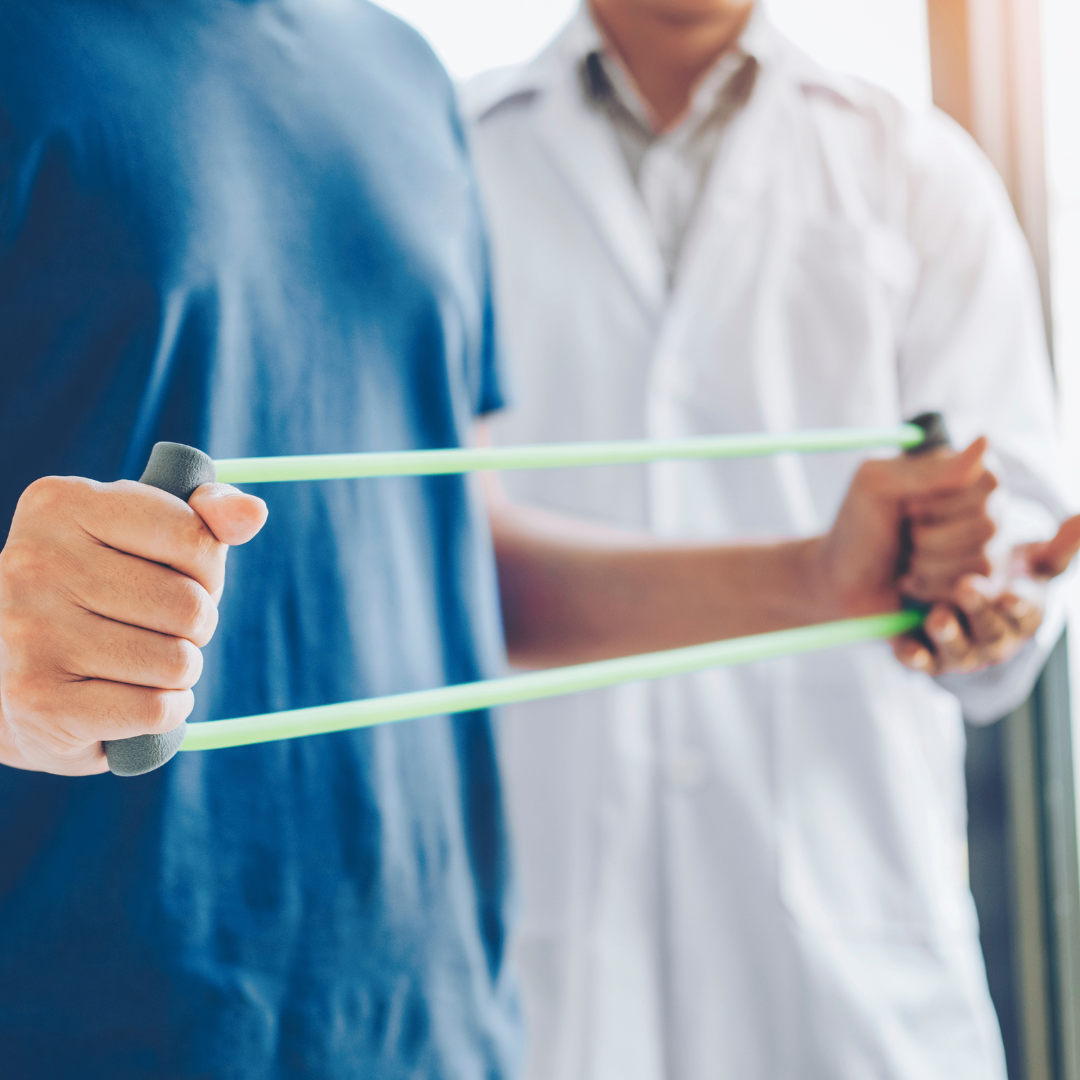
[462,13,1068,1080]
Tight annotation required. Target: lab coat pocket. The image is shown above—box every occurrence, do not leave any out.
[650,216,918,536]
[778,219,916,429]
[660,215,916,438]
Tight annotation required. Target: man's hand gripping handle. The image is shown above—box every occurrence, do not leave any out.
[104,443,217,776]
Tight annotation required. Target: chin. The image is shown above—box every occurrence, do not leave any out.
[620,0,753,21]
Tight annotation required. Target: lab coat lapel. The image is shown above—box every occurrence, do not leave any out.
[666,58,793,335]
[532,74,666,318]
[650,63,823,534]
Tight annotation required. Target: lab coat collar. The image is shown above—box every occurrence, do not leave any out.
[460,4,872,317]
[462,8,666,313]
[461,3,870,125]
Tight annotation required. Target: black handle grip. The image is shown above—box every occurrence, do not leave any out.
[900,413,952,624]
[905,412,951,455]
[104,442,217,777]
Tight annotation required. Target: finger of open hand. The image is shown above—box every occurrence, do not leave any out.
[953,580,1039,665]
[1019,515,1080,579]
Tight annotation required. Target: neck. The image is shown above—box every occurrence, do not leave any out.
[589,0,754,131]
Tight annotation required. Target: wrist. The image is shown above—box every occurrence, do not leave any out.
[796,534,852,624]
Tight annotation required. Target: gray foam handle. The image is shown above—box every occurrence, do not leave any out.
[104,442,217,777]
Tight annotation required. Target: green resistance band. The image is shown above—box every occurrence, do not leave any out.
[214,424,926,484]
[181,611,923,752]
[110,414,946,773]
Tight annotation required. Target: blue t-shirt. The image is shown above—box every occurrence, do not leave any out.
[0,2,519,1077]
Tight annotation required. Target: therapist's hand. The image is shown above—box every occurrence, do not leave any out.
[0,476,267,775]
[817,437,996,618]
[893,514,1080,675]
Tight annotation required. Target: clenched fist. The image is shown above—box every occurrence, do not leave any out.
[0,476,267,775]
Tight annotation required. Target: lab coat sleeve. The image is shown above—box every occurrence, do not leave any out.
[894,107,1071,724]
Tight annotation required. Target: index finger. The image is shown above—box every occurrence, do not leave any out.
[70,478,228,597]
[1020,515,1080,579]
[858,437,990,504]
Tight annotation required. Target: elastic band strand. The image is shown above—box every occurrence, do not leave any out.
[214,425,925,484]
[180,611,923,752]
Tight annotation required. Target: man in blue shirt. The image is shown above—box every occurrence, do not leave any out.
[0,2,1066,1078]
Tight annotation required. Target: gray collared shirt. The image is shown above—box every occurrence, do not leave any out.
[580,10,762,282]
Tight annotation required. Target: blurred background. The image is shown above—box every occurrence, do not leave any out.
[380,2,1080,1076]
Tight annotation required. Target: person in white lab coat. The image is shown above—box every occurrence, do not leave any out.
[462,2,1072,1077]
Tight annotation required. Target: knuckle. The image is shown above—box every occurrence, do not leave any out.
[0,611,45,658]
[139,689,191,732]
[17,475,75,516]
[142,691,172,730]
[158,637,202,688]
[172,579,217,644]
[1,662,65,721]
[126,688,175,732]
[0,669,43,717]
[0,542,52,589]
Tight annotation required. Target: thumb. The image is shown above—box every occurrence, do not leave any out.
[862,437,989,503]
[1018,514,1080,579]
[904,436,989,497]
[188,483,268,546]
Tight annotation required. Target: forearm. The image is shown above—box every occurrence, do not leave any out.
[490,499,842,668]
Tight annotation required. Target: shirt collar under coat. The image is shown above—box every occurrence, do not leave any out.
[460,4,870,317]
[582,2,769,139]
[461,3,868,127]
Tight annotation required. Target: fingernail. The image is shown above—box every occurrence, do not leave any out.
[909,649,931,671]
